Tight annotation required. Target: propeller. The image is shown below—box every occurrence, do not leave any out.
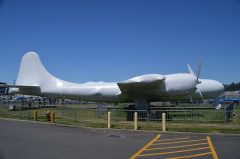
[187,62,204,102]
[187,62,201,84]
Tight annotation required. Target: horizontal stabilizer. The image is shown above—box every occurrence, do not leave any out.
[0,84,40,89]
[0,84,41,95]
[0,84,8,88]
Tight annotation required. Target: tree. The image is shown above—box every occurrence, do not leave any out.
[224,82,240,91]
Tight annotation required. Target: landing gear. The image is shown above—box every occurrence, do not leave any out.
[126,100,150,121]
[125,100,151,111]
[135,99,150,111]
[126,100,170,121]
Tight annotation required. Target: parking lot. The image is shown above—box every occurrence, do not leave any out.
[0,119,240,159]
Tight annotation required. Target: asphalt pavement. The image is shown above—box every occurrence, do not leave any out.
[0,119,239,159]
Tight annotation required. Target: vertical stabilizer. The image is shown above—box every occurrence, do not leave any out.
[16,52,55,86]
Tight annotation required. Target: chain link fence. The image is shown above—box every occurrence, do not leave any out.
[0,100,239,133]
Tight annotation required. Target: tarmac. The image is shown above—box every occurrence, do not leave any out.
[0,119,240,159]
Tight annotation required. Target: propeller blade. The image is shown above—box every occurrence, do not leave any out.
[196,87,204,102]
[188,62,202,84]
[196,62,202,80]
[187,64,195,75]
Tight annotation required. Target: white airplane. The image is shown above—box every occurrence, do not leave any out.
[3,52,224,109]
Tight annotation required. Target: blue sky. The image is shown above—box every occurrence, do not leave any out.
[0,0,239,84]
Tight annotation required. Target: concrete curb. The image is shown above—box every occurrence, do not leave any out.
[1,117,240,136]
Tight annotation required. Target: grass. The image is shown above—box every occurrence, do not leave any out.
[0,104,240,134]
[166,123,240,134]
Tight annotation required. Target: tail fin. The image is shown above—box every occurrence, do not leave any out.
[16,52,55,86]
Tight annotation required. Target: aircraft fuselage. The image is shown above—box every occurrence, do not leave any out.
[9,52,224,105]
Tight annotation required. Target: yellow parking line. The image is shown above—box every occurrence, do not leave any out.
[138,146,210,157]
[129,134,161,159]
[151,138,207,145]
[207,136,219,159]
[155,137,190,142]
[145,142,208,151]
[164,152,212,159]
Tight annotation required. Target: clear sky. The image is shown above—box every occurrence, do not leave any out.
[0,0,239,84]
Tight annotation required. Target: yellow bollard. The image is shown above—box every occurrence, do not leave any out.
[134,112,138,131]
[107,111,111,129]
[162,113,166,132]
[33,110,38,121]
[51,112,55,123]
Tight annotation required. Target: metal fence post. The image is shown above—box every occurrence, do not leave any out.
[134,112,138,131]
[162,113,166,132]
[108,111,111,129]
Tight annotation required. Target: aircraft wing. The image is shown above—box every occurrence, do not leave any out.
[117,74,166,96]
